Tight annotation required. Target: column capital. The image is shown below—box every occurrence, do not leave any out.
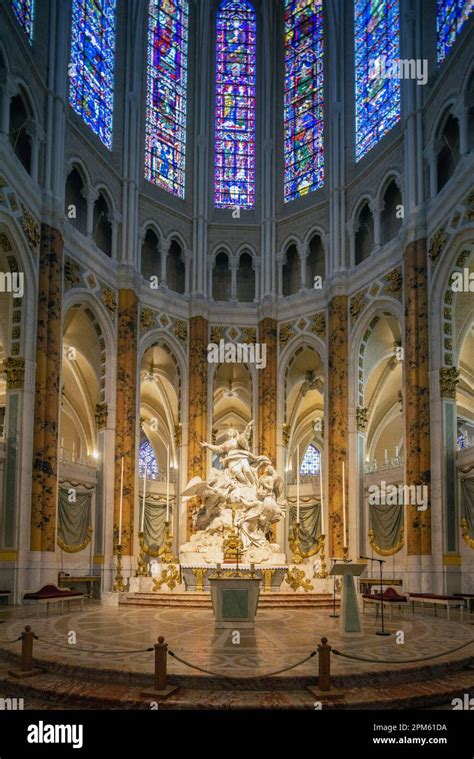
[356,406,368,432]
[439,366,460,400]
[4,356,25,390]
[95,402,109,430]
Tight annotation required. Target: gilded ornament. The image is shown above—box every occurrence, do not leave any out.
[140,307,157,332]
[368,526,404,556]
[21,206,40,253]
[310,312,326,338]
[350,291,367,325]
[439,366,460,399]
[101,287,117,318]
[384,267,402,296]
[463,189,474,221]
[282,423,290,446]
[4,356,25,389]
[0,234,12,252]
[279,321,294,346]
[286,567,314,593]
[210,326,224,343]
[152,564,181,592]
[95,402,108,430]
[428,226,447,265]
[173,318,187,344]
[174,423,182,447]
[356,406,368,432]
[242,327,256,344]
[460,518,474,549]
[64,258,82,289]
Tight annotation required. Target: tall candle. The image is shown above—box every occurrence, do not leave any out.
[166,444,170,522]
[296,445,300,523]
[395,445,399,458]
[118,456,124,544]
[320,457,325,534]
[141,453,147,533]
[342,460,347,548]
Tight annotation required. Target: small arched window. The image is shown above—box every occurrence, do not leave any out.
[65,167,88,235]
[9,93,31,173]
[141,229,159,281]
[212,252,231,301]
[93,193,112,257]
[437,114,460,191]
[355,203,374,265]
[166,240,185,294]
[282,244,300,296]
[300,444,320,475]
[306,235,325,287]
[381,180,402,245]
[236,252,255,302]
[139,439,159,480]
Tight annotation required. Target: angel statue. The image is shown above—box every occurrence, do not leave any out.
[200,420,269,488]
[235,465,286,561]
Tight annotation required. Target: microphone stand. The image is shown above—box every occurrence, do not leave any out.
[361,555,390,636]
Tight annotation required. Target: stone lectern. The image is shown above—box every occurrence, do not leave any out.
[209,576,260,629]
[330,562,365,638]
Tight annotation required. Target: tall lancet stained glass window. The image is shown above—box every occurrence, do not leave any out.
[69,0,117,149]
[10,0,34,42]
[300,444,320,475]
[139,440,159,480]
[354,0,400,161]
[145,0,189,197]
[437,1,474,64]
[284,0,324,202]
[214,0,256,209]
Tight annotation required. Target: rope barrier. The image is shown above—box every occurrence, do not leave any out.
[0,635,22,644]
[168,647,317,678]
[332,637,474,664]
[35,637,154,655]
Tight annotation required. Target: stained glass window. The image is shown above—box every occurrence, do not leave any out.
[145,0,189,197]
[300,444,320,475]
[139,440,159,480]
[214,0,256,209]
[68,0,117,149]
[437,1,474,63]
[354,0,400,161]
[10,0,34,42]
[284,0,324,202]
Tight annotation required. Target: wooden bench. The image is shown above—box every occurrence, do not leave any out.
[23,584,84,617]
[408,593,464,621]
[454,593,474,614]
[362,587,409,619]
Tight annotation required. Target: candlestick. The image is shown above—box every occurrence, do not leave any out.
[166,444,170,522]
[342,460,347,549]
[119,456,124,545]
[395,445,399,458]
[296,444,300,523]
[113,543,124,592]
[141,454,147,533]
[320,457,325,535]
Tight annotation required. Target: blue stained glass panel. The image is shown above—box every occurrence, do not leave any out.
[284,0,324,202]
[10,0,34,42]
[139,440,159,480]
[214,0,256,209]
[354,0,400,161]
[69,0,117,149]
[437,0,474,63]
[300,444,320,475]
[145,0,189,197]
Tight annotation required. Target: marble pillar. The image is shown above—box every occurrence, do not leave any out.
[187,316,208,537]
[258,319,277,462]
[404,239,431,555]
[30,226,63,552]
[114,290,138,556]
[327,296,349,558]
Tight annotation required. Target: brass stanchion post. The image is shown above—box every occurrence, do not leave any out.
[140,636,178,700]
[306,636,345,701]
[8,626,42,679]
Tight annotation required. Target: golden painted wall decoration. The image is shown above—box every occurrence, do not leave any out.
[187,316,209,537]
[114,290,138,556]
[258,318,277,462]
[404,239,431,555]
[31,226,63,552]
[327,296,349,558]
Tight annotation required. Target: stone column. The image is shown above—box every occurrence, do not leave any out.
[439,368,460,557]
[114,290,138,556]
[1,359,25,549]
[30,226,63,552]
[187,316,208,537]
[356,406,368,558]
[258,319,277,462]
[404,239,431,556]
[327,296,349,558]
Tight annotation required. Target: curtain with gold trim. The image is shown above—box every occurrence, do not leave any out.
[57,488,92,553]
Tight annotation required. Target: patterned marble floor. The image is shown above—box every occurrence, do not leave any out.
[0,603,472,682]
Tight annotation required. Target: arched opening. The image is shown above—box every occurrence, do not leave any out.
[282,244,300,296]
[466,71,474,152]
[212,362,252,469]
[236,252,255,302]
[212,251,231,301]
[306,234,325,287]
[355,203,374,265]
[166,239,185,294]
[65,166,88,235]
[9,93,31,173]
[93,192,112,257]
[300,443,321,475]
[141,228,160,281]
[437,114,460,192]
[381,180,402,244]
[455,254,474,451]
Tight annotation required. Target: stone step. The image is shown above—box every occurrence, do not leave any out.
[0,658,472,710]
[118,592,338,609]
